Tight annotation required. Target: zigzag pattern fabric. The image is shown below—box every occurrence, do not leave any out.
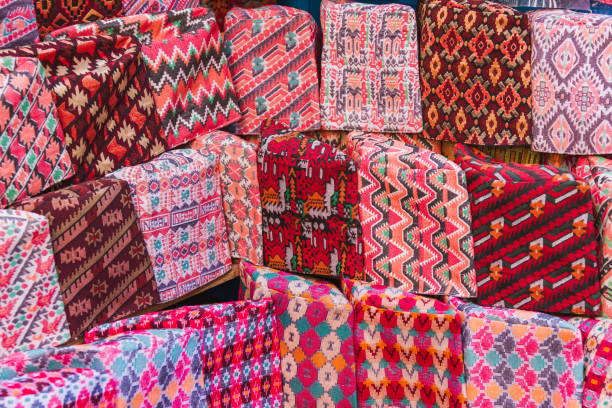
[0,210,69,358]
[258,133,363,277]
[530,10,612,154]
[85,300,283,408]
[48,8,242,149]
[224,6,320,135]
[109,149,231,303]
[347,131,476,297]
[441,141,543,164]
[343,279,467,408]
[9,178,158,337]
[320,0,423,132]
[240,262,358,408]
[455,144,601,315]
[451,299,584,408]
[419,0,532,145]
[0,56,73,207]
[33,0,123,38]
[122,0,196,15]
[0,0,39,48]
[190,131,263,265]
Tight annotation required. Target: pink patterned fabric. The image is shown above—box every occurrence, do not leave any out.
[122,0,197,15]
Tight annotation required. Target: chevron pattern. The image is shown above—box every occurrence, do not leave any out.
[224,6,320,135]
[456,144,601,315]
[48,8,241,148]
[347,131,476,297]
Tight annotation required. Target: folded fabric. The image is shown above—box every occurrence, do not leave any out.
[419,0,531,145]
[575,156,612,318]
[9,178,158,337]
[530,10,612,154]
[201,0,275,30]
[456,144,601,314]
[441,142,542,164]
[320,0,422,133]
[0,56,73,207]
[240,261,358,408]
[85,300,283,408]
[122,0,197,15]
[48,8,241,149]
[343,279,466,408]
[258,133,363,277]
[450,299,584,408]
[0,0,38,48]
[224,6,320,135]
[0,210,69,358]
[0,367,118,408]
[347,131,476,296]
[33,0,123,38]
[190,131,263,265]
[108,148,230,303]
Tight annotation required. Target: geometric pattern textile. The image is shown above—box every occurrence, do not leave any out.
[122,0,197,15]
[304,130,442,154]
[190,131,263,265]
[85,300,283,408]
[343,279,467,408]
[418,0,532,145]
[320,0,423,133]
[581,318,612,408]
[0,56,73,207]
[240,261,358,408]
[347,131,476,296]
[441,141,542,164]
[224,6,320,135]
[9,178,158,337]
[200,0,275,30]
[530,10,612,155]
[575,156,612,318]
[108,149,231,303]
[258,133,363,277]
[33,0,123,38]
[455,143,602,315]
[450,299,584,408]
[0,0,39,48]
[48,8,242,149]
[0,210,70,359]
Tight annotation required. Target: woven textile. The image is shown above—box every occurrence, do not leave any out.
[33,0,123,38]
[347,131,476,296]
[575,156,612,318]
[0,0,38,48]
[451,299,584,408]
[0,367,118,408]
[530,10,612,154]
[109,149,230,303]
[201,0,275,30]
[343,279,466,408]
[122,0,196,15]
[418,0,531,145]
[0,56,73,207]
[224,6,320,135]
[320,0,422,133]
[9,178,158,337]
[190,131,263,265]
[580,318,612,407]
[240,261,358,408]
[86,300,283,408]
[49,8,241,149]
[258,133,363,277]
[0,210,69,358]
[441,142,542,164]
[456,144,601,314]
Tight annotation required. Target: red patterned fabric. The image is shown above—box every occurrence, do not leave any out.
[33,0,123,38]
[455,144,601,315]
[122,0,197,15]
[201,0,275,30]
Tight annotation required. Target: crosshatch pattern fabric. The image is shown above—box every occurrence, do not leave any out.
[224,6,320,135]
[258,133,363,277]
[0,56,73,207]
[530,10,612,155]
[240,261,358,408]
[109,149,231,303]
[0,210,69,358]
[450,299,584,408]
[86,300,283,408]
[343,279,467,408]
[190,131,263,265]
[9,178,158,337]
[0,0,39,48]
[575,156,612,318]
[455,144,601,315]
[122,0,197,15]
[33,0,123,38]
[347,131,476,296]
[48,8,242,149]
[418,0,532,145]
[320,0,423,133]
